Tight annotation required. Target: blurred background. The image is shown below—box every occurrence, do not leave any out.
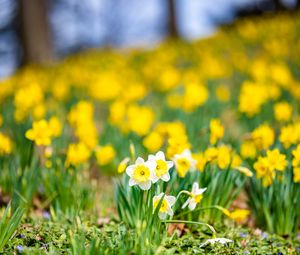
[0,0,299,78]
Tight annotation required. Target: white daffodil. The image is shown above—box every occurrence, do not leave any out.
[153,193,176,220]
[200,238,233,247]
[182,182,207,210]
[148,151,173,183]
[173,149,197,178]
[126,157,155,190]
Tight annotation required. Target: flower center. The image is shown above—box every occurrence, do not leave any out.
[192,194,203,204]
[133,165,150,183]
[155,159,168,177]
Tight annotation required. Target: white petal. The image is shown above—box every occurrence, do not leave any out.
[161,173,170,182]
[129,178,137,186]
[188,201,197,211]
[192,182,199,193]
[136,157,145,164]
[158,212,167,220]
[167,207,174,217]
[166,161,174,169]
[126,165,135,176]
[156,193,164,199]
[138,181,151,190]
[145,160,156,171]
[148,155,156,161]
[166,195,176,206]
[182,149,191,158]
[182,198,191,209]
[156,151,165,160]
[196,188,207,195]
[152,175,159,183]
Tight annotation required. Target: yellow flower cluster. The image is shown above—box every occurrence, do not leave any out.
[254,149,287,186]
[25,118,62,146]
[68,101,98,149]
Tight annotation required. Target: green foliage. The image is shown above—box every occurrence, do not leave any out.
[0,203,25,252]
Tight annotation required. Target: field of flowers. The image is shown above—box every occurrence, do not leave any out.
[0,12,300,254]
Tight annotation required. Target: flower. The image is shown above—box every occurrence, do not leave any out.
[25,119,52,146]
[274,101,293,122]
[252,124,274,150]
[0,132,13,155]
[279,124,298,148]
[292,144,300,167]
[240,141,256,159]
[182,182,207,210]
[66,142,91,166]
[95,144,116,166]
[293,167,300,183]
[117,157,130,174]
[48,116,62,137]
[217,145,231,169]
[234,166,253,177]
[148,151,173,183]
[143,132,164,152]
[225,209,250,223]
[254,156,275,186]
[153,193,176,219]
[266,149,287,171]
[200,238,233,247]
[193,152,207,172]
[126,157,156,190]
[173,149,197,178]
[215,85,230,102]
[209,119,224,145]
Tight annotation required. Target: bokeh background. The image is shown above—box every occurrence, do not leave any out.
[0,0,299,78]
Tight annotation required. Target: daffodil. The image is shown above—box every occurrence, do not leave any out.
[182,182,207,210]
[66,142,91,166]
[126,157,155,190]
[25,119,52,146]
[209,119,224,145]
[148,151,173,183]
[173,149,197,178]
[117,157,130,174]
[0,132,13,155]
[153,193,176,219]
[95,144,116,166]
[266,149,287,171]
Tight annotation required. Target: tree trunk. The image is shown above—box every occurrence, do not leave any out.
[18,0,55,64]
[167,0,178,38]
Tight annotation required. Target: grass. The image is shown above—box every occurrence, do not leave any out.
[2,216,299,254]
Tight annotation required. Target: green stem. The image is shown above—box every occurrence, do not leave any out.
[161,219,216,235]
[175,205,226,219]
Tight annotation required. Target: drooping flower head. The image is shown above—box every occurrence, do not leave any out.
[153,193,176,220]
[182,182,207,210]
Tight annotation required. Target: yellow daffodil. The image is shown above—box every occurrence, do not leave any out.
[210,119,224,145]
[0,132,13,155]
[66,142,91,166]
[25,120,52,146]
[95,145,116,166]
